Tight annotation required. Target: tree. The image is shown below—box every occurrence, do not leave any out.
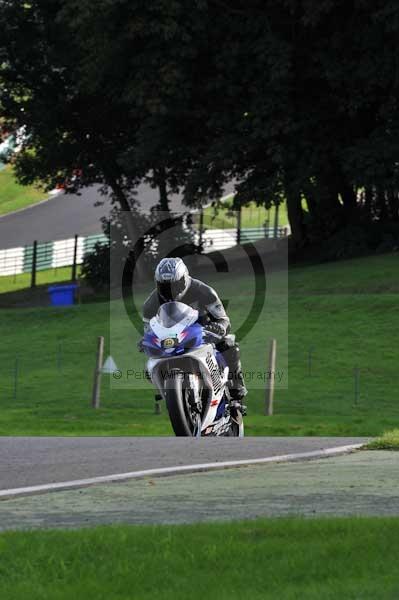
[58,0,214,212]
[203,0,399,249]
[2,0,399,259]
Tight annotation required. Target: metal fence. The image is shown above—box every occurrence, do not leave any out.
[0,233,108,283]
[0,340,397,422]
[0,223,289,285]
[200,226,289,253]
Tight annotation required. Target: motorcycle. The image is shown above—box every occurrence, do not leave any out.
[142,301,244,437]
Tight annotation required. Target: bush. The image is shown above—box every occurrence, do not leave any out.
[80,242,110,291]
[319,221,399,262]
[321,224,370,260]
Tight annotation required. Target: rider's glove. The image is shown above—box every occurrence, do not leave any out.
[137,338,145,353]
[204,322,226,338]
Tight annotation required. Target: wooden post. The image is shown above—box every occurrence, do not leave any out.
[273,204,280,239]
[92,336,104,409]
[199,208,204,253]
[236,205,242,245]
[265,338,277,415]
[308,346,314,376]
[13,356,19,401]
[57,340,63,374]
[31,240,38,288]
[71,234,78,281]
[354,367,360,406]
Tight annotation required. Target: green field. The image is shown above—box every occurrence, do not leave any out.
[0,165,46,215]
[0,252,398,436]
[1,517,399,599]
[202,199,289,229]
[0,266,77,294]
[367,429,399,450]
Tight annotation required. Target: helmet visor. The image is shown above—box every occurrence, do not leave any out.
[157,278,186,301]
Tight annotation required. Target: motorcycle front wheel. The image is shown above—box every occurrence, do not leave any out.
[165,370,201,437]
[226,416,244,437]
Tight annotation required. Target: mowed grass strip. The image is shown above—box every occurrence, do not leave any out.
[203,199,290,228]
[0,253,398,436]
[367,429,399,450]
[289,252,399,294]
[1,518,399,600]
[0,165,45,215]
[0,266,77,294]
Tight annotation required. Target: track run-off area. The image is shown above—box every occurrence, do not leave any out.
[0,436,367,492]
[3,436,399,531]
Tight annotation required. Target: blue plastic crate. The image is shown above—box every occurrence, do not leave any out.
[48,284,78,306]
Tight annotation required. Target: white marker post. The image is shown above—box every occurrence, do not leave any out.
[265,338,277,416]
[92,336,104,409]
[102,356,118,374]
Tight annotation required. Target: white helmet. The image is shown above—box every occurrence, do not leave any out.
[155,257,191,301]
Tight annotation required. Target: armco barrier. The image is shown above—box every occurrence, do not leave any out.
[0,225,289,282]
[0,233,108,278]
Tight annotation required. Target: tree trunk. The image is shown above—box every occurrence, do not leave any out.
[388,188,399,222]
[286,188,305,246]
[315,172,343,233]
[377,189,387,220]
[320,186,342,215]
[339,183,358,225]
[304,187,317,218]
[364,187,373,220]
[102,166,146,282]
[340,184,357,211]
[156,167,169,212]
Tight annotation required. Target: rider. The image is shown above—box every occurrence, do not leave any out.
[141,257,247,409]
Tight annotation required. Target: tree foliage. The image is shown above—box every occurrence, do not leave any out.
[81,209,199,290]
[1,0,399,258]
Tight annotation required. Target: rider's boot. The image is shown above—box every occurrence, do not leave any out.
[217,339,248,415]
[229,382,247,416]
[228,366,247,416]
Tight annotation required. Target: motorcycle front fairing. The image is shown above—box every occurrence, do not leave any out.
[143,301,200,355]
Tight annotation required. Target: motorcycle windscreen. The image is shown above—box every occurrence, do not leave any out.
[157,301,198,329]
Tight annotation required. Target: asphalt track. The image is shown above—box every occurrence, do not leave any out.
[0,182,235,248]
[0,185,113,248]
[0,436,368,491]
[1,450,398,531]
[0,184,170,248]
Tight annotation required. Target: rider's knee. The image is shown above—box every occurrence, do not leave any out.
[217,342,241,367]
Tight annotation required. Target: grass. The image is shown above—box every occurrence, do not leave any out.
[289,252,399,294]
[0,266,77,294]
[0,252,398,436]
[367,429,399,450]
[0,165,46,215]
[1,518,399,599]
[203,199,290,229]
